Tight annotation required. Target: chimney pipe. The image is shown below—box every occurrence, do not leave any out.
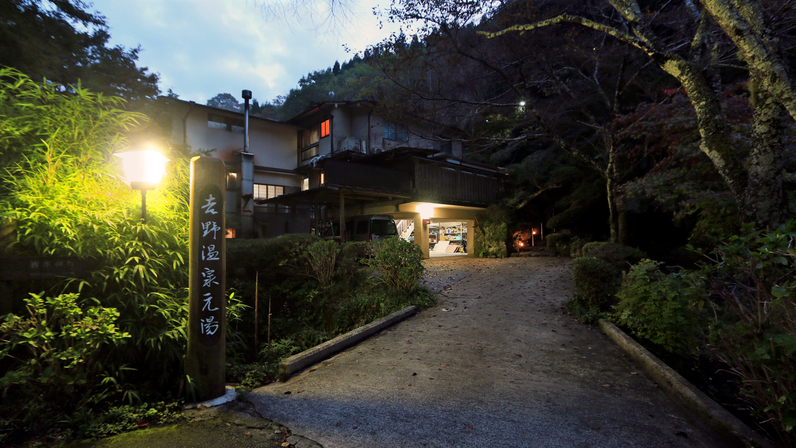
[242,89,252,153]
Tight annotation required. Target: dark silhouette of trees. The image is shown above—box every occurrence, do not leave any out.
[0,0,159,101]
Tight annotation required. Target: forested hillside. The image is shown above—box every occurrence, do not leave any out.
[254,0,796,252]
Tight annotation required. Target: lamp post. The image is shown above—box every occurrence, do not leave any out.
[115,147,169,223]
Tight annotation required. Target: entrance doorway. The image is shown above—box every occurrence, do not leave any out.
[396,219,414,243]
[429,221,468,257]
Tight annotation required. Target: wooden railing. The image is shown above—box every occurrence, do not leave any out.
[324,159,411,193]
[318,158,503,206]
[414,161,503,205]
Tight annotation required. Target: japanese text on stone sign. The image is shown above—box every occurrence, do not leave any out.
[199,192,221,337]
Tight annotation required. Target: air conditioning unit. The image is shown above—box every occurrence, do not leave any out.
[342,137,365,153]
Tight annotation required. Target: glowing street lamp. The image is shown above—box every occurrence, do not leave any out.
[115,147,169,223]
[532,229,537,246]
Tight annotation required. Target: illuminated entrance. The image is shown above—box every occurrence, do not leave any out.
[428,221,468,257]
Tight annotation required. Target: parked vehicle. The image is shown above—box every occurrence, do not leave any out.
[319,215,399,242]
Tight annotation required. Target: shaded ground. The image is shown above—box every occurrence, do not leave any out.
[247,257,732,447]
[59,401,295,448]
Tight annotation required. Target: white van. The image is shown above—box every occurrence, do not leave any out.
[345,215,398,242]
[319,215,399,242]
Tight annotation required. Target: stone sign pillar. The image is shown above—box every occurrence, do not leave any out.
[186,156,226,401]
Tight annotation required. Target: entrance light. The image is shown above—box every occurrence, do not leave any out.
[115,146,170,223]
[417,203,435,220]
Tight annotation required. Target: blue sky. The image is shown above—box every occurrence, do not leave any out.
[89,0,404,105]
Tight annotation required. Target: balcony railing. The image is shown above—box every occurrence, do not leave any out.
[414,161,503,205]
[323,159,411,193]
[320,158,504,206]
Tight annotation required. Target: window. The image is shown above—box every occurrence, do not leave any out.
[301,146,318,161]
[384,122,408,142]
[434,139,453,154]
[208,113,244,133]
[299,119,331,149]
[253,184,285,200]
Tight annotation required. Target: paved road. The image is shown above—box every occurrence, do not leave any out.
[247,257,731,447]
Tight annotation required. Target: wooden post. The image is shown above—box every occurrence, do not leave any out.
[339,190,346,243]
[254,270,259,362]
[186,156,226,401]
[267,295,272,355]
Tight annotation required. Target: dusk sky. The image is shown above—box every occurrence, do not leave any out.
[89,0,406,105]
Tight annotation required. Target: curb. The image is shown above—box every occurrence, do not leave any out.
[598,319,773,448]
[278,306,418,382]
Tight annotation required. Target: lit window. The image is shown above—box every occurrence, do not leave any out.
[253,184,285,200]
[299,120,331,149]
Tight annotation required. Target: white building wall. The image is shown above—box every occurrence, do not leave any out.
[170,102,299,169]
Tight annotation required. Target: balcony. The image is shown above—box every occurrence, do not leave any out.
[323,159,411,194]
[413,160,504,206]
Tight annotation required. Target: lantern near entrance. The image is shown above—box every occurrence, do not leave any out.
[115,147,169,222]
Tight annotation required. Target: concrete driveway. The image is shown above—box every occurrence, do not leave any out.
[247,257,731,447]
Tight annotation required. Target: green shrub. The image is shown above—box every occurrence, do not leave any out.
[476,221,507,258]
[581,242,646,271]
[475,205,509,258]
[567,257,620,323]
[0,293,131,429]
[227,233,321,281]
[297,240,339,287]
[546,233,572,256]
[82,401,186,439]
[364,238,425,295]
[341,241,372,261]
[695,222,796,445]
[613,260,700,355]
[568,235,591,257]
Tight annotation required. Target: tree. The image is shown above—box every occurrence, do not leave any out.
[378,0,665,242]
[0,0,159,101]
[482,0,796,229]
[333,60,341,75]
[207,93,241,112]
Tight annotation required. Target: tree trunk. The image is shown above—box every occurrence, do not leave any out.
[659,58,749,204]
[742,69,788,228]
[606,137,620,244]
[701,0,796,121]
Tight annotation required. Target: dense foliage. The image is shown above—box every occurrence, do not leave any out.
[581,242,646,272]
[565,257,619,324]
[225,235,434,388]
[613,260,701,356]
[0,292,131,432]
[0,70,190,440]
[696,223,796,444]
[545,233,571,257]
[0,0,159,101]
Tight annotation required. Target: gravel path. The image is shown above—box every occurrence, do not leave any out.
[247,257,731,447]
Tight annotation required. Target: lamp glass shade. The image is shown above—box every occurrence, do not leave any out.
[115,149,169,188]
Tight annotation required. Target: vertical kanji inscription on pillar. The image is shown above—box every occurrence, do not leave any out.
[186,156,226,401]
[197,184,223,347]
